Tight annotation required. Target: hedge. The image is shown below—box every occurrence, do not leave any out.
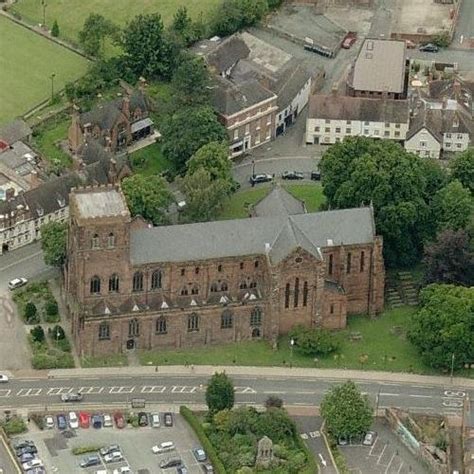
[179,406,227,474]
[72,446,102,455]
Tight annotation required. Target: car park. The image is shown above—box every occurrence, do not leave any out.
[61,392,83,402]
[56,414,67,430]
[8,277,27,290]
[419,43,439,52]
[68,412,79,429]
[103,414,113,427]
[44,416,54,429]
[79,455,101,468]
[114,412,125,429]
[249,174,273,185]
[160,458,182,469]
[363,431,377,446]
[281,171,304,180]
[193,447,207,462]
[138,412,148,427]
[92,414,103,429]
[100,445,121,457]
[22,459,43,471]
[104,451,124,463]
[150,413,160,428]
[164,412,174,427]
[152,441,175,454]
[79,412,90,428]
[0,374,9,383]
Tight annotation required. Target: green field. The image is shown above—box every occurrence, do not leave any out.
[13,0,221,43]
[0,16,89,124]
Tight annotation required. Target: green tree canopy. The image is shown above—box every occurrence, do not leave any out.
[288,325,341,356]
[423,229,474,286]
[179,167,232,222]
[161,106,227,173]
[320,380,373,439]
[121,174,173,225]
[187,142,233,184]
[319,137,446,266]
[51,20,59,37]
[30,325,45,343]
[121,13,176,80]
[450,148,474,194]
[408,284,474,370]
[40,221,67,267]
[206,372,235,414]
[433,180,473,232]
[78,13,118,56]
[169,6,204,46]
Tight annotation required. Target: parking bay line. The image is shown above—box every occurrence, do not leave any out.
[409,394,432,398]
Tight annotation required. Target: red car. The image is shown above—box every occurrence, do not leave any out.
[342,32,357,49]
[79,412,90,429]
[114,411,125,429]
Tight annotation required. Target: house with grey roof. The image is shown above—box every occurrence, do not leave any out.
[0,119,32,146]
[251,185,306,217]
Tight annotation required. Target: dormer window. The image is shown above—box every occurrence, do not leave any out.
[57,195,66,208]
[92,233,100,249]
[36,206,44,217]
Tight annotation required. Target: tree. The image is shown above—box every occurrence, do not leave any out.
[288,325,340,356]
[179,168,232,222]
[121,174,173,225]
[187,142,233,185]
[265,395,284,409]
[30,325,45,343]
[121,13,177,80]
[433,180,473,232]
[451,148,474,194]
[169,6,203,46]
[423,229,474,286]
[161,106,227,173]
[78,13,118,56]
[408,284,474,370]
[24,302,38,323]
[320,380,373,439]
[206,372,235,414]
[319,137,446,266]
[51,20,59,37]
[40,221,67,267]
[50,325,66,340]
[171,54,210,108]
[45,300,59,317]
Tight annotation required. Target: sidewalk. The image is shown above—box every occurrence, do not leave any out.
[27,365,474,388]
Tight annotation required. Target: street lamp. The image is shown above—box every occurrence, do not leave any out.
[41,0,47,26]
[50,73,56,103]
[290,338,295,367]
[450,353,455,383]
[251,159,256,178]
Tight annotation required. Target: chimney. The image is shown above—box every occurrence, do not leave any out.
[138,76,147,93]
[5,188,15,200]
[453,80,461,98]
[122,92,131,119]
[331,84,338,96]
[108,158,118,184]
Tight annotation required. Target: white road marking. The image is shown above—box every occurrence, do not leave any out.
[141,386,166,394]
[263,391,286,394]
[377,444,387,465]
[384,453,396,473]
[47,387,73,396]
[78,387,104,394]
[0,389,11,398]
[16,388,42,396]
[235,386,257,394]
[379,392,399,396]
[309,431,320,438]
[442,400,463,407]
[300,433,309,439]
[171,386,197,393]
[109,386,135,394]
[409,394,432,398]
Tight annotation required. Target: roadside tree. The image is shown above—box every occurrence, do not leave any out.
[450,148,474,194]
[206,372,235,414]
[40,221,67,267]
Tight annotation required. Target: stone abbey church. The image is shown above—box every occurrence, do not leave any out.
[65,185,385,357]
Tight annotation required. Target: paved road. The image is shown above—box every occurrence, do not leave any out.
[453,0,474,47]
[407,48,474,71]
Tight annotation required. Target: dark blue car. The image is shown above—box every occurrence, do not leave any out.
[56,414,67,430]
[91,414,103,429]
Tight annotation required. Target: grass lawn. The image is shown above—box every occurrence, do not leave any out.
[0,16,89,125]
[81,354,128,368]
[139,306,447,375]
[286,184,326,212]
[129,142,171,177]
[13,0,221,43]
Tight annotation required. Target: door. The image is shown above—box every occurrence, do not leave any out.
[126,339,135,350]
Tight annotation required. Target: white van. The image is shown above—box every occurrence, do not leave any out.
[151,441,175,454]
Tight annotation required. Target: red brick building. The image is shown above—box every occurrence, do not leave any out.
[66,186,385,357]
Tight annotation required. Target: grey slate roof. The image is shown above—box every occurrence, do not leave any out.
[77,138,113,165]
[130,207,375,265]
[254,186,306,217]
[0,119,32,145]
[308,94,409,124]
[206,36,250,74]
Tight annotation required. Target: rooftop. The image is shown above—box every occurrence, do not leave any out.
[352,39,406,94]
[0,119,32,145]
[254,186,306,217]
[74,187,129,219]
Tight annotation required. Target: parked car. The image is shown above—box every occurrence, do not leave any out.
[201,464,214,473]
[338,436,349,446]
[0,374,9,383]
[104,451,124,463]
[342,33,357,49]
[281,171,304,180]
[79,454,101,468]
[79,412,90,429]
[137,412,148,427]
[24,468,45,474]
[160,458,182,469]
[44,416,54,429]
[177,466,188,474]
[100,445,121,456]
[112,468,132,474]
[310,170,321,181]
[249,174,273,185]
[8,277,27,291]
[91,414,103,429]
[152,441,175,454]
[419,43,439,53]
[56,414,67,430]
[22,460,43,471]
[19,452,36,464]
[16,445,37,457]
[61,392,83,402]
[164,412,173,427]
[405,39,416,49]
[150,413,160,428]
[193,447,207,462]
[13,440,35,451]
[68,412,79,429]
[363,431,377,446]
[113,412,125,429]
[103,414,113,427]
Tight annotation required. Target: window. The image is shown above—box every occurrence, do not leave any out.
[394,131,400,138]
[221,310,233,329]
[445,142,451,148]
[109,274,119,293]
[325,127,330,133]
[325,119,330,124]
[419,141,427,147]
[233,129,239,140]
[245,124,250,135]
[249,281,257,289]
[346,128,351,134]
[191,285,199,295]
[360,251,365,272]
[250,307,262,326]
[364,121,370,126]
[98,322,110,340]
[385,122,390,128]
[395,123,400,129]
[151,270,162,290]
[180,287,188,296]
[346,120,351,125]
[188,313,199,332]
[128,318,139,337]
[335,127,341,133]
[314,126,320,132]
[107,233,115,248]
[221,282,228,292]
[303,281,308,307]
[132,271,143,292]
[384,130,390,137]
[91,233,100,249]
[217,264,222,272]
[330,304,334,314]
[294,278,299,307]
[239,281,248,289]
[285,283,290,309]
[446,133,452,139]
[181,268,185,276]
[346,252,352,274]
[240,262,244,270]
[195,267,200,275]
[364,129,369,135]
[457,134,463,140]
[328,254,333,276]
[254,260,259,268]
[373,129,379,136]
[90,276,101,294]
[252,327,261,338]
[210,282,218,292]
[456,143,462,148]
[156,317,167,334]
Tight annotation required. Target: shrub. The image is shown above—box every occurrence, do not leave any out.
[30,325,45,343]
[31,351,74,370]
[24,302,38,323]
[30,413,45,430]
[72,446,102,455]
[45,300,59,316]
[51,19,59,37]
[1,416,27,436]
[289,325,341,356]
[49,325,66,340]
[55,338,71,353]
[265,395,283,409]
